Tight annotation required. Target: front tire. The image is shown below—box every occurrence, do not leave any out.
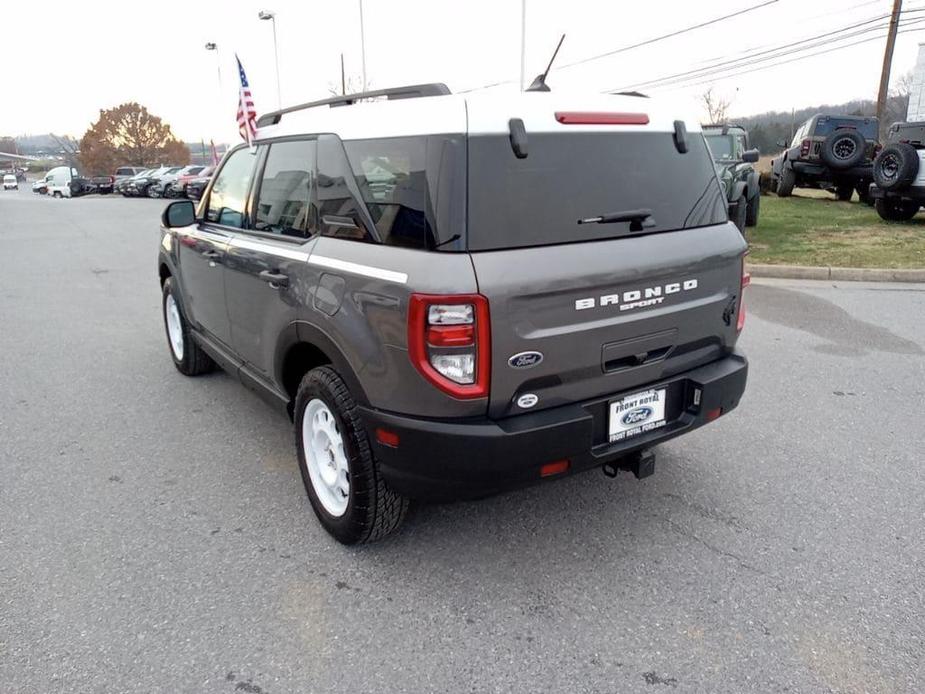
[294,366,408,544]
[745,191,761,227]
[875,197,920,222]
[731,194,747,232]
[161,277,215,376]
[776,166,795,197]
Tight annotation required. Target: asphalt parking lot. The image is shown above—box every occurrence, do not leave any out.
[1,186,924,694]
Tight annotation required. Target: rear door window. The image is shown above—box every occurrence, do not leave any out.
[254,139,316,239]
[467,131,727,251]
[206,146,258,228]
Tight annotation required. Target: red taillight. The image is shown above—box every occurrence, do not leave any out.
[737,260,750,333]
[540,460,570,477]
[555,111,649,125]
[800,138,811,157]
[706,407,723,422]
[408,294,490,399]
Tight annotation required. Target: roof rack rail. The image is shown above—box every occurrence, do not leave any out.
[256,83,452,127]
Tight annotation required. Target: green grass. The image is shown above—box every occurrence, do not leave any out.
[749,194,925,268]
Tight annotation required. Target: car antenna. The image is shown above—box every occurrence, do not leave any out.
[526,34,565,92]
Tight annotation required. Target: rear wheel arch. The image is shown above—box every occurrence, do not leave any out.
[158,262,171,286]
[277,322,371,416]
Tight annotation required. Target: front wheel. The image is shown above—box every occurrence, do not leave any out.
[161,277,215,376]
[294,366,409,544]
[875,197,920,222]
[776,166,795,197]
[745,192,761,227]
[731,194,747,232]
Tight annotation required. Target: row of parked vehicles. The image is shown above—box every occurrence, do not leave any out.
[30,164,214,200]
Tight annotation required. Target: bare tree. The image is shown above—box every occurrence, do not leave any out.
[884,69,914,134]
[50,134,80,168]
[701,87,731,124]
[327,75,369,97]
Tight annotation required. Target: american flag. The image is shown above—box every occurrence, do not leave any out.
[236,55,258,147]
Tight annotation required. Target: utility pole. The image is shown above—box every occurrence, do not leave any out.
[341,53,346,95]
[359,0,368,92]
[877,0,903,129]
[519,0,526,91]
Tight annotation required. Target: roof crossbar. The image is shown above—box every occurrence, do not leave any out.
[256,83,452,127]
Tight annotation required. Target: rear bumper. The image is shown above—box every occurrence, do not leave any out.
[791,161,873,179]
[361,351,748,501]
[869,184,925,200]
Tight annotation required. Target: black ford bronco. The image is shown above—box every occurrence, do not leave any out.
[157,84,749,544]
[771,114,879,202]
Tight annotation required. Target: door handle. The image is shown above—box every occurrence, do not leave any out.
[259,270,289,288]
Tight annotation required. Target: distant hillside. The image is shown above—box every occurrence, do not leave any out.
[733,94,908,153]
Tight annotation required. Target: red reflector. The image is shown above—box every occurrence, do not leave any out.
[426,324,474,347]
[705,408,722,422]
[540,460,570,477]
[555,111,649,125]
[375,428,400,448]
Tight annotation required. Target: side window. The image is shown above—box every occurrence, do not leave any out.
[206,147,257,228]
[254,140,317,239]
[343,136,437,249]
[316,135,375,242]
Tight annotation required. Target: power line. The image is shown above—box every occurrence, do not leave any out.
[555,0,780,70]
[458,0,779,93]
[613,9,925,92]
[648,25,925,92]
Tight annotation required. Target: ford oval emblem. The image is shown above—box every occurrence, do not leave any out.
[621,406,653,426]
[508,351,544,369]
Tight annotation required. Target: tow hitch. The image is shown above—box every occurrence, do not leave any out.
[602,449,655,480]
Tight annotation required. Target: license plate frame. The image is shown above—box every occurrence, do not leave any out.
[608,388,667,443]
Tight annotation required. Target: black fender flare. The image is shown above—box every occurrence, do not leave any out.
[275,320,372,409]
[731,180,748,202]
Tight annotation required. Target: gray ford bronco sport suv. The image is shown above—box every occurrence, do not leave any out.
[770,113,879,202]
[157,84,749,544]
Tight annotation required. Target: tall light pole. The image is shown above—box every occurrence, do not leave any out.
[359,0,368,92]
[258,10,282,109]
[205,42,223,155]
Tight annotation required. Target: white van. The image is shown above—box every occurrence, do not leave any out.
[45,166,80,198]
[2,174,17,190]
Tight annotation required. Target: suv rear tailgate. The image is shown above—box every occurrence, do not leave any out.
[471,225,746,418]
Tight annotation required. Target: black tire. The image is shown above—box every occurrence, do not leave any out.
[856,181,875,206]
[776,165,796,197]
[875,197,920,222]
[835,183,854,201]
[872,143,919,191]
[745,191,760,227]
[161,277,215,376]
[294,366,409,544]
[731,194,747,232]
[821,129,866,169]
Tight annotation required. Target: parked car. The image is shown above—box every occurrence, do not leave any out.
[32,176,48,194]
[184,170,215,201]
[157,84,749,544]
[114,166,146,186]
[87,175,115,194]
[770,114,879,202]
[165,166,210,198]
[702,124,761,231]
[116,168,154,195]
[45,166,82,198]
[143,167,184,198]
[3,174,18,190]
[869,120,925,221]
[124,167,175,197]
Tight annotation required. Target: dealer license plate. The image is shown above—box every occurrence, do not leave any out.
[608,388,667,443]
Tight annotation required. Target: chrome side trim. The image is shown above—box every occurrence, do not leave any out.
[307,254,408,284]
[227,236,311,262]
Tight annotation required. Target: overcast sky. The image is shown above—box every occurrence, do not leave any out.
[4,0,925,142]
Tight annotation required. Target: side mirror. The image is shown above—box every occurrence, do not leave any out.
[776,140,787,149]
[162,200,196,228]
[742,148,760,163]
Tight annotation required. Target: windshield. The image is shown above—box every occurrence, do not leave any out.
[467,131,727,251]
[704,134,740,161]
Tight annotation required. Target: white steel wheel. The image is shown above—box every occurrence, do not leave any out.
[302,398,350,517]
[164,293,184,360]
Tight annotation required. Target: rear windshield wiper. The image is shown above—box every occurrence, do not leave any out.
[577,208,655,232]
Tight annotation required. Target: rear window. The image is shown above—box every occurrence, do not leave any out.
[467,131,727,251]
[814,117,878,139]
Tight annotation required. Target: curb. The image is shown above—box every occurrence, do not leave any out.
[747,263,925,283]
